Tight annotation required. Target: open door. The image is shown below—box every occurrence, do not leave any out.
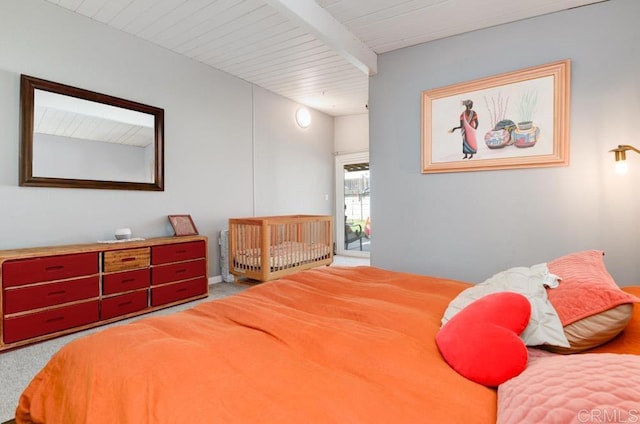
[335,152,370,257]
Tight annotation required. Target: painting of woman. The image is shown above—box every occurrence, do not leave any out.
[448,99,479,159]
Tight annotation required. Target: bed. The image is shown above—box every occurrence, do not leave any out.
[229,215,333,282]
[14,258,640,423]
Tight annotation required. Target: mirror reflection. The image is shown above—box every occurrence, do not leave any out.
[33,90,155,183]
[20,75,164,191]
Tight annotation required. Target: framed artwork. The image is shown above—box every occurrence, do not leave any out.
[168,214,198,236]
[421,60,570,173]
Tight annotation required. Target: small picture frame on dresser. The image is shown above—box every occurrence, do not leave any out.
[168,215,199,236]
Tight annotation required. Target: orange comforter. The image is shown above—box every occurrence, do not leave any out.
[15,267,640,423]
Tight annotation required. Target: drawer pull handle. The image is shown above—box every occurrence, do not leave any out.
[176,269,187,274]
[118,301,133,307]
[176,288,188,293]
[46,316,64,323]
[47,290,66,296]
[45,265,64,271]
[121,257,137,263]
[121,278,135,284]
[176,249,187,254]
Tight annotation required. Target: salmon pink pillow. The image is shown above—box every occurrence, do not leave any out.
[435,292,531,386]
[498,351,640,423]
[546,250,640,353]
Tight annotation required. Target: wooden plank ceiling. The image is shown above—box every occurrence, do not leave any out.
[45,0,605,117]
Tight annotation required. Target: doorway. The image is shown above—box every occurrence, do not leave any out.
[335,152,370,257]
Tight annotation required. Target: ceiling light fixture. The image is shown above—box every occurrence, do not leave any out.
[295,107,311,128]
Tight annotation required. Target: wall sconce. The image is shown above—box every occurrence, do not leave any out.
[610,145,640,174]
[295,107,311,128]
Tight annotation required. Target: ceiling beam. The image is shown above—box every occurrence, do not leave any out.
[263,0,377,76]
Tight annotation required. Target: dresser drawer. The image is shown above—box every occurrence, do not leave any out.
[3,300,99,344]
[101,290,148,320]
[150,277,207,307]
[151,259,206,286]
[103,248,150,273]
[3,253,98,288]
[151,241,205,265]
[103,269,150,295]
[3,276,99,315]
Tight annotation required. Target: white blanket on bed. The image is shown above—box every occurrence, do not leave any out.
[442,263,570,348]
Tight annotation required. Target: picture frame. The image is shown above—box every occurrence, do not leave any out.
[168,214,199,236]
[421,60,570,173]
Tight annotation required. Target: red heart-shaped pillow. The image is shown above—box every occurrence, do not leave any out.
[436,292,531,386]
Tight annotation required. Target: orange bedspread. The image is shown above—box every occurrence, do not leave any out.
[16,266,497,423]
[15,267,640,423]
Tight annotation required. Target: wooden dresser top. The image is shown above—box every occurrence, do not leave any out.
[0,236,207,263]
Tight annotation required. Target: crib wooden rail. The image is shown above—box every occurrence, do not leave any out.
[229,215,334,282]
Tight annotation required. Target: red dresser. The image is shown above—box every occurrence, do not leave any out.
[150,241,207,307]
[0,236,208,351]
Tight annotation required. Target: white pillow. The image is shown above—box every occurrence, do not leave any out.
[442,263,569,348]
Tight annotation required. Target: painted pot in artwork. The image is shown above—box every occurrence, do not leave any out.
[484,129,511,149]
[517,121,533,131]
[513,126,540,148]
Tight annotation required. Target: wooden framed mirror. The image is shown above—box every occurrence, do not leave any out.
[20,75,164,191]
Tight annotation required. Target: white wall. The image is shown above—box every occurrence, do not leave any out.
[253,86,334,216]
[0,0,335,278]
[370,0,640,285]
[334,113,369,154]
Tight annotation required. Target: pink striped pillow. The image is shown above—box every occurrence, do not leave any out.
[546,250,639,352]
[548,251,638,325]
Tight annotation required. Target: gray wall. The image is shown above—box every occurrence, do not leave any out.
[370,0,640,285]
[0,0,334,279]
